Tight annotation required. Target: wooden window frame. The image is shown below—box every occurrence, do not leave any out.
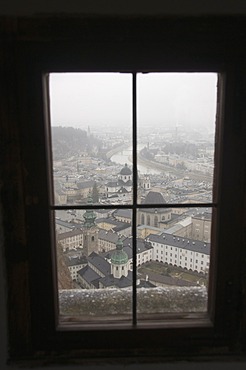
[2,15,246,365]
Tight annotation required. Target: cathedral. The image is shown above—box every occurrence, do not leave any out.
[105,163,133,200]
[138,191,173,229]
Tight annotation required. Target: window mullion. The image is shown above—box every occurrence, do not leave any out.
[132,72,137,326]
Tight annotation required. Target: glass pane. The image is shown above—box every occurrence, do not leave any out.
[49,73,132,206]
[55,208,133,323]
[137,207,212,317]
[137,73,217,205]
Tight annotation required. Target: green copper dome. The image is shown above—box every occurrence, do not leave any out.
[111,239,128,265]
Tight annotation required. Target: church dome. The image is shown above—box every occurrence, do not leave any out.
[143,191,166,204]
[111,239,128,265]
[119,163,132,176]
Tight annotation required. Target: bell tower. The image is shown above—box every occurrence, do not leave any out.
[111,238,129,279]
[142,174,151,191]
[82,195,98,257]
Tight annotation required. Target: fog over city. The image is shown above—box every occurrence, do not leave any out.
[50,72,217,319]
[49,72,217,132]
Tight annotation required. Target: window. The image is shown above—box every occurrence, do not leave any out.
[49,68,214,326]
[154,216,158,227]
[3,15,246,364]
[141,214,145,224]
[48,70,218,324]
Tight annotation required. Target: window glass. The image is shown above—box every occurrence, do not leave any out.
[49,73,132,207]
[137,73,217,203]
[137,207,211,316]
[48,73,217,325]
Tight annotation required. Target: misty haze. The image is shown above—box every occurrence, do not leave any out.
[49,73,216,321]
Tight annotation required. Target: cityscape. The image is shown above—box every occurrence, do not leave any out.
[50,73,217,319]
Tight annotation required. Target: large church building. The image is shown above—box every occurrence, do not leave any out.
[106,163,133,200]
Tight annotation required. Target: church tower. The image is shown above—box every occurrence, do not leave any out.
[142,174,151,191]
[111,238,129,279]
[138,174,151,203]
[82,195,98,257]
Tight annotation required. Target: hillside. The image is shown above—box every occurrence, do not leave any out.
[51,126,101,160]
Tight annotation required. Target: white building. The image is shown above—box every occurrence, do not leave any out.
[57,229,84,251]
[147,233,210,274]
[105,163,133,200]
[64,255,87,281]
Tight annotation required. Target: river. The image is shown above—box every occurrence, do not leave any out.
[110,145,161,175]
[110,146,212,182]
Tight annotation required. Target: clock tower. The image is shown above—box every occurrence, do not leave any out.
[82,195,98,257]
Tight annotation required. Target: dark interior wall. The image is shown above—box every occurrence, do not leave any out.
[0,0,246,16]
[1,1,246,369]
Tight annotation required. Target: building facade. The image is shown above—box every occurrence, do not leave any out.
[57,229,84,251]
[147,233,210,274]
[191,212,212,242]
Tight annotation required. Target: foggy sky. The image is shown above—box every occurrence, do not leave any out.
[49,73,217,131]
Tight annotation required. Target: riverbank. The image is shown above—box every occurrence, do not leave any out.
[108,144,212,182]
[138,150,212,182]
[105,142,130,159]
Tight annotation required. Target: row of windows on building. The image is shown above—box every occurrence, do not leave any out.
[150,242,209,274]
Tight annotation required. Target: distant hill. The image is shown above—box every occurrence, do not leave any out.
[51,126,99,160]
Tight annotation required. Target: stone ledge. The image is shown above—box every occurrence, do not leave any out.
[59,286,207,317]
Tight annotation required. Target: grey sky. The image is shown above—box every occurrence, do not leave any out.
[49,72,217,131]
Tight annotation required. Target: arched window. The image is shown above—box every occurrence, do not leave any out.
[141,214,145,225]
[154,215,158,227]
[147,215,150,226]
